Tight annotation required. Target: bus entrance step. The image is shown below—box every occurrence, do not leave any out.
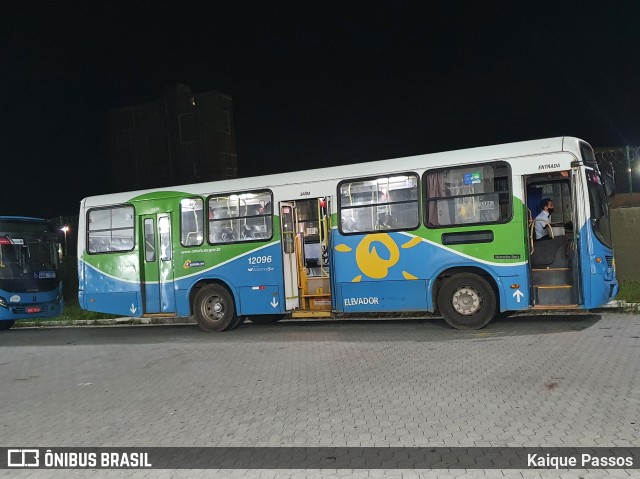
[532,267,572,285]
[291,310,332,319]
[534,284,575,305]
[531,304,579,310]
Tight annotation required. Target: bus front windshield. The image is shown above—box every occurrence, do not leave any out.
[586,170,612,248]
[580,143,613,248]
[0,237,60,283]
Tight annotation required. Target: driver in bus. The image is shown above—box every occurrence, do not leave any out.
[534,198,554,241]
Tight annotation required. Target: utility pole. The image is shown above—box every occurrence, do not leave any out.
[626,146,633,194]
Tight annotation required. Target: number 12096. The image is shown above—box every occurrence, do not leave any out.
[248,255,272,265]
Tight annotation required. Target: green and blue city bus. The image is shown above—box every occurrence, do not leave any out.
[0,217,64,330]
[77,137,617,331]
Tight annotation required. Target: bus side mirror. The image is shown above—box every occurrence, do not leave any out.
[603,173,616,198]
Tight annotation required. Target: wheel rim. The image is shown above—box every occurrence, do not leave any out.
[451,286,482,316]
[202,295,225,321]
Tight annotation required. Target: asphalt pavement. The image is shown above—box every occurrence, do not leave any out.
[1,312,638,478]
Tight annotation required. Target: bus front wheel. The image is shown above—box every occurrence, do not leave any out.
[0,320,14,331]
[193,285,238,332]
[437,273,496,330]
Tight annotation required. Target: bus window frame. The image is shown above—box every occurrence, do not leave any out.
[422,161,513,229]
[86,204,136,255]
[205,189,274,246]
[337,172,421,236]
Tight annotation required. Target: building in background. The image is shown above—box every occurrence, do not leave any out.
[108,84,238,192]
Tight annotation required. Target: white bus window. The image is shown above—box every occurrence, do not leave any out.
[425,163,511,227]
[87,205,134,253]
[339,174,419,233]
[207,190,273,244]
[180,198,204,246]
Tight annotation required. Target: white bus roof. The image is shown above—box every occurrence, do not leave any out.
[82,136,583,207]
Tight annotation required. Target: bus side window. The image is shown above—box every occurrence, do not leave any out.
[87,205,135,253]
[339,174,419,234]
[180,198,204,247]
[207,190,273,244]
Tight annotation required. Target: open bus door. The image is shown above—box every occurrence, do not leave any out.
[526,170,580,308]
[140,213,176,315]
[280,198,333,318]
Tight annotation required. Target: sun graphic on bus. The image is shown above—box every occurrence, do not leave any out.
[334,233,422,282]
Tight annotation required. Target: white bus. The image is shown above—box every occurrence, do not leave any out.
[77,137,617,331]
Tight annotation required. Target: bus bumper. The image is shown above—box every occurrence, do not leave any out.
[0,288,64,321]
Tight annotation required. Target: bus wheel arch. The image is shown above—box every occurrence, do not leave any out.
[190,280,243,332]
[433,267,499,330]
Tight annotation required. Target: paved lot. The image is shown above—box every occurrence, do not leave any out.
[0,312,639,478]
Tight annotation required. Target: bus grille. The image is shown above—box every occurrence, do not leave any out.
[605,256,613,268]
[11,304,49,314]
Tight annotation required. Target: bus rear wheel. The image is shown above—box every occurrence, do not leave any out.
[437,273,496,330]
[193,285,238,332]
[0,320,15,331]
[249,314,284,325]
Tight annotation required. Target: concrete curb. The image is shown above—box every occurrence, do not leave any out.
[601,300,640,309]
[13,301,640,328]
[14,317,196,328]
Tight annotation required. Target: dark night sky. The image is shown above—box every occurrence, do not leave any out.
[2,2,640,219]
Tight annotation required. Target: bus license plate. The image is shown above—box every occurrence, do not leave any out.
[26,307,41,313]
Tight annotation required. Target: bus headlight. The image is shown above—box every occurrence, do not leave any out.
[55,290,64,304]
[0,297,7,308]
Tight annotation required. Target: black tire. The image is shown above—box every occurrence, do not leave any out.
[193,285,238,332]
[437,273,496,330]
[0,320,15,331]
[248,314,284,325]
[227,314,246,330]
